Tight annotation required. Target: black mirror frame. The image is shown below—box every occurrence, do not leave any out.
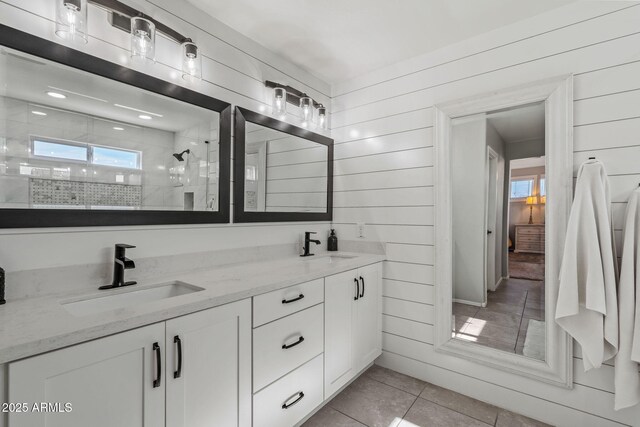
[0,24,231,228]
[233,107,333,223]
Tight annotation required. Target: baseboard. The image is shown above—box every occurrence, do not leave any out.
[494,276,507,290]
[453,298,486,307]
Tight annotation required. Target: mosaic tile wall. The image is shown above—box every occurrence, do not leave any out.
[30,178,142,207]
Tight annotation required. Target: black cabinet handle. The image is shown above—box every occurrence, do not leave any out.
[282,336,305,350]
[354,278,359,300]
[282,294,304,304]
[174,335,182,379]
[359,276,365,298]
[153,342,162,388]
[282,391,305,409]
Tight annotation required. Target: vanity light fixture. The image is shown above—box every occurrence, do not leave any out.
[55,0,88,44]
[53,0,201,79]
[47,91,67,99]
[272,87,287,119]
[181,40,201,80]
[299,96,313,127]
[130,17,155,62]
[265,81,327,128]
[317,105,328,130]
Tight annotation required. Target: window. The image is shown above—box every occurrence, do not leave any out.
[31,137,141,170]
[510,176,536,199]
[32,139,88,161]
[540,176,546,196]
[92,146,140,169]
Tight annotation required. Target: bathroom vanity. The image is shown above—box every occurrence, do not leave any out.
[0,253,383,427]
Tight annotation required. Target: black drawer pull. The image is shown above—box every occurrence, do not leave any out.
[359,276,365,298]
[282,391,305,409]
[153,342,162,388]
[354,278,359,301]
[282,294,304,304]
[282,336,305,350]
[174,335,183,379]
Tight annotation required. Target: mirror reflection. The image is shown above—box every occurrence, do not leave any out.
[244,122,328,213]
[451,102,546,361]
[0,47,220,212]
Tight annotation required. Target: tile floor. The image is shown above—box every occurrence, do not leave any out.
[303,365,552,427]
[452,277,545,358]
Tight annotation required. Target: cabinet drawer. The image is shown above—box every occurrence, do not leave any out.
[518,228,542,235]
[253,354,323,427]
[253,304,324,392]
[253,278,324,327]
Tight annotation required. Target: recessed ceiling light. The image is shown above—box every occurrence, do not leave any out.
[139,114,152,120]
[113,127,124,131]
[31,111,47,116]
[46,91,66,99]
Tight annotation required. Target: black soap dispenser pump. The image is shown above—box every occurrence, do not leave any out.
[328,229,338,252]
[0,267,6,305]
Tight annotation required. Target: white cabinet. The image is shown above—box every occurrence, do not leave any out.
[166,300,251,427]
[8,323,165,427]
[8,299,251,427]
[324,263,382,398]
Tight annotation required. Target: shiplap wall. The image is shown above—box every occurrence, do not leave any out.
[0,0,331,274]
[331,2,640,426]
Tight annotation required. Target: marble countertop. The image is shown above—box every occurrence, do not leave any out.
[0,251,385,365]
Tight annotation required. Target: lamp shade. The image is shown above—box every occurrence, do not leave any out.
[526,196,538,205]
[130,17,156,62]
[541,195,546,204]
[55,0,88,44]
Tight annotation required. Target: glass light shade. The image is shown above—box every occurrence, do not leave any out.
[181,41,201,80]
[55,0,88,44]
[272,87,287,118]
[317,105,328,130]
[130,17,156,62]
[300,96,313,126]
[525,196,538,205]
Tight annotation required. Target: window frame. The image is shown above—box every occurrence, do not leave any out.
[510,174,538,201]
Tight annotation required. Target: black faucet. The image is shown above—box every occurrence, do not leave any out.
[301,232,321,257]
[99,244,137,290]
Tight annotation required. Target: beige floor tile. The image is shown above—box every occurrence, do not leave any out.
[399,397,491,427]
[365,365,427,396]
[302,405,366,427]
[419,383,499,424]
[495,409,553,426]
[329,375,416,427]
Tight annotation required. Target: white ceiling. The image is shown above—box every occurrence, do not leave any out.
[187,0,574,83]
[0,48,215,133]
[487,102,545,144]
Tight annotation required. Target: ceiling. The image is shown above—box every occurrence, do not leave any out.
[487,102,545,144]
[187,0,575,83]
[0,47,215,133]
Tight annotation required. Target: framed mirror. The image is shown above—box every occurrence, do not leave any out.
[233,107,333,222]
[0,26,231,228]
[434,76,574,387]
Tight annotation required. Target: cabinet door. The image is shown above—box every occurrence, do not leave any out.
[354,263,382,371]
[165,299,251,427]
[324,269,357,398]
[8,323,165,427]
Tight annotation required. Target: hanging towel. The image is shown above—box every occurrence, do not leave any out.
[615,188,640,410]
[556,159,618,371]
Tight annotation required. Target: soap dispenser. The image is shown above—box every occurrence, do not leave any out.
[328,229,338,252]
[0,267,5,305]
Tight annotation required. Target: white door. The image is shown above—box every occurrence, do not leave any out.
[485,147,499,295]
[165,299,251,427]
[8,323,165,427]
[353,263,382,370]
[324,269,357,398]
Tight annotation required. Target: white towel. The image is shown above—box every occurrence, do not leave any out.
[615,188,640,410]
[556,159,618,371]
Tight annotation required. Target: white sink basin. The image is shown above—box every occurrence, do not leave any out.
[62,281,204,316]
[302,254,356,264]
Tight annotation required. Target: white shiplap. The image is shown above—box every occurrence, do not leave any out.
[331,2,640,426]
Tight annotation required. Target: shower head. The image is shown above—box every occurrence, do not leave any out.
[173,149,191,162]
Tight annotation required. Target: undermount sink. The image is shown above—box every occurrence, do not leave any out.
[302,254,356,264]
[62,281,204,317]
